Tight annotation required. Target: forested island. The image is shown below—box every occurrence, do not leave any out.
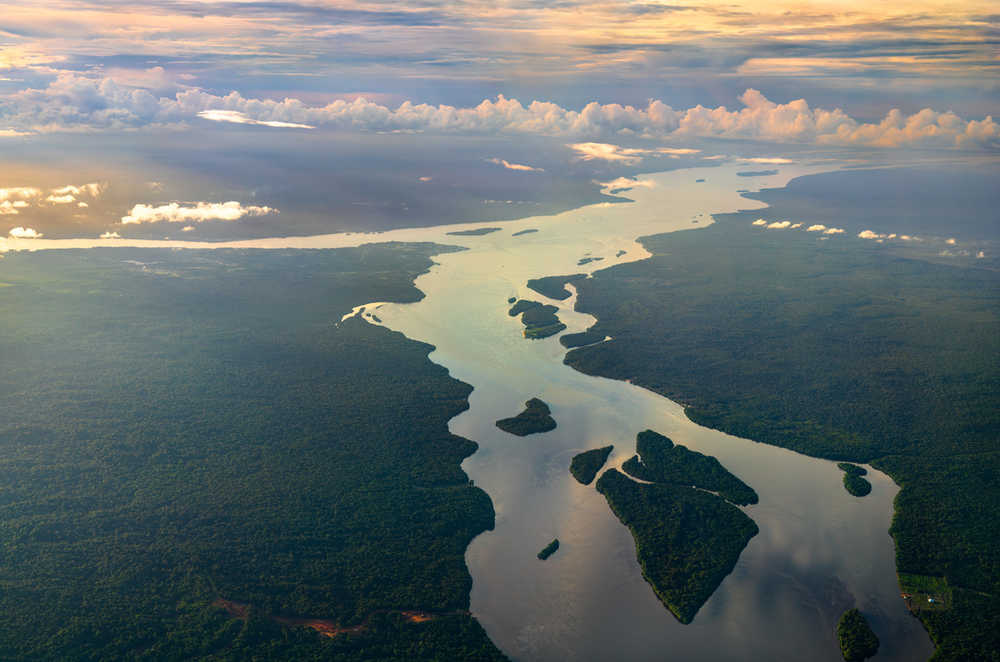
[838,463,872,497]
[569,446,614,485]
[512,229,538,236]
[560,330,606,348]
[537,539,560,560]
[495,398,558,436]
[526,273,586,300]
[837,608,880,661]
[596,468,758,624]
[622,430,758,506]
[0,245,507,661]
[508,299,566,339]
[563,176,1000,658]
[577,257,604,266]
[446,227,502,236]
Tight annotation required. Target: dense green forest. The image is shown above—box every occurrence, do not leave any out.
[537,539,560,560]
[495,398,557,436]
[569,446,613,485]
[595,468,758,624]
[526,274,586,300]
[507,299,566,339]
[559,330,606,349]
[0,245,507,660]
[837,608,880,661]
[621,430,758,506]
[565,212,1000,659]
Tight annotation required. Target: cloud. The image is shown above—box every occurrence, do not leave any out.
[946,237,957,245]
[601,176,656,190]
[740,157,794,164]
[752,219,768,226]
[8,226,42,238]
[823,227,844,234]
[767,220,792,229]
[790,222,802,228]
[806,224,828,232]
[1,74,997,150]
[99,231,121,239]
[487,158,543,172]
[181,225,195,232]
[418,176,433,182]
[77,201,88,208]
[121,201,277,225]
[568,142,700,164]
[0,128,31,137]
[0,201,21,215]
[46,193,76,204]
[0,187,41,203]
[197,109,315,129]
[858,230,883,239]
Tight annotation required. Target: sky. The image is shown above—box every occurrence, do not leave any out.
[0,1,997,240]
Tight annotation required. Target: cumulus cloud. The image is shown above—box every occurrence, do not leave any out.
[487,158,543,172]
[946,237,957,245]
[99,231,121,239]
[8,226,42,238]
[767,220,792,229]
[0,201,21,215]
[752,219,768,226]
[1,75,997,150]
[790,222,802,228]
[823,227,845,234]
[197,109,315,129]
[0,187,41,203]
[807,224,828,232]
[181,225,195,232]
[418,176,432,182]
[51,182,105,197]
[858,230,882,239]
[121,201,277,225]
[46,193,76,204]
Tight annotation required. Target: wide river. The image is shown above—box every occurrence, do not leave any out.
[5,161,935,661]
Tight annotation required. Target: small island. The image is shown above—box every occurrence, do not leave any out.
[736,169,779,177]
[616,250,627,257]
[508,299,566,339]
[570,445,613,485]
[837,608,880,661]
[526,273,587,300]
[596,469,758,624]
[537,539,560,560]
[838,462,872,497]
[446,227,502,236]
[512,228,538,236]
[496,398,557,436]
[622,430,758,506]
[560,330,606,349]
[577,257,604,266]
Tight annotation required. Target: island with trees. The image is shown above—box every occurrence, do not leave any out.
[569,446,614,485]
[508,299,566,339]
[496,398,558,436]
[837,608,880,661]
[446,227,502,236]
[621,430,758,506]
[526,273,586,300]
[595,468,758,624]
[512,228,538,236]
[838,463,872,497]
[560,330,606,348]
[537,539,560,560]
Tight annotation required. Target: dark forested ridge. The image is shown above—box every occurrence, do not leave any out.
[564,198,1000,659]
[596,468,758,624]
[0,245,506,661]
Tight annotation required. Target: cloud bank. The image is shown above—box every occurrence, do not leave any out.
[121,201,277,225]
[8,226,42,239]
[487,158,543,172]
[2,75,996,150]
